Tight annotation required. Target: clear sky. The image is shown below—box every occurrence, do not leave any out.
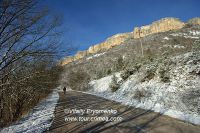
[44,0,200,56]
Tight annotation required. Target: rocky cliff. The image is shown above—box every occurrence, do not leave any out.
[60,17,200,66]
[60,32,133,65]
[188,18,200,25]
[133,18,185,38]
[87,32,133,54]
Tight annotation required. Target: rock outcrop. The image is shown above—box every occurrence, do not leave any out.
[60,32,132,65]
[188,18,200,25]
[133,18,185,38]
[74,51,88,60]
[60,17,199,66]
[60,56,74,66]
[87,32,133,54]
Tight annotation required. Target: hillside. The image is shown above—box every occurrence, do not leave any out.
[61,22,200,81]
[60,17,200,125]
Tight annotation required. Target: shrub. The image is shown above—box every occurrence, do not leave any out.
[113,56,124,72]
[192,40,200,52]
[141,64,156,82]
[96,70,104,79]
[182,90,200,114]
[133,89,151,102]
[109,74,120,92]
[158,67,170,83]
[106,68,112,75]
[188,65,200,76]
[157,58,172,83]
[120,68,136,80]
[144,48,154,61]
[161,76,170,82]
[134,63,141,72]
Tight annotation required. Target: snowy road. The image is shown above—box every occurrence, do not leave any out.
[47,91,200,133]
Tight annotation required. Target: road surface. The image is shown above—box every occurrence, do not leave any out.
[46,91,200,133]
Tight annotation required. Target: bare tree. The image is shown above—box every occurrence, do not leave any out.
[0,0,64,127]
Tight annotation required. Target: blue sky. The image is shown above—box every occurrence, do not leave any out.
[44,0,200,56]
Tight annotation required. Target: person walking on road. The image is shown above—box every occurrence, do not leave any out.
[63,87,66,94]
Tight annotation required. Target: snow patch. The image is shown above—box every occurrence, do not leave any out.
[0,89,59,133]
[163,44,172,48]
[163,37,170,40]
[170,32,200,39]
[189,30,200,36]
[89,72,121,92]
[174,45,185,49]
[86,52,106,60]
[184,36,199,39]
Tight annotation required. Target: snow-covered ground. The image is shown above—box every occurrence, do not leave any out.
[163,37,170,40]
[86,52,106,60]
[87,52,200,125]
[163,44,185,49]
[0,89,59,133]
[170,30,200,39]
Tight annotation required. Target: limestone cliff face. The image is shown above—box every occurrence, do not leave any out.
[133,18,185,38]
[60,51,88,65]
[60,32,132,65]
[74,51,88,60]
[88,32,132,54]
[60,56,74,66]
[188,18,200,25]
[60,17,199,66]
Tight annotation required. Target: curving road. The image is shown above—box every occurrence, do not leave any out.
[46,91,200,133]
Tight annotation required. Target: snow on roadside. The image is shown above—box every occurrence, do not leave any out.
[88,88,200,125]
[0,89,59,133]
[88,84,200,125]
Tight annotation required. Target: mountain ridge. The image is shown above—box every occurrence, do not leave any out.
[60,17,200,66]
